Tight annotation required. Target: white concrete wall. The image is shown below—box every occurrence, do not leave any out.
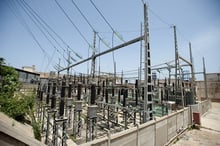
[155,120,167,146]
[80,108,191,146]
[190,100,211,116]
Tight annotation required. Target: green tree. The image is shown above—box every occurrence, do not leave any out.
[0,58,20,98]
[0,58,31,122]
[0,58,41,140]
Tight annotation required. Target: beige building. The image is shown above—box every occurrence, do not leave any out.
[22,65,36,73]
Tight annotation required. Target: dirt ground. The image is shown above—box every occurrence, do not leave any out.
[170,102,220,146]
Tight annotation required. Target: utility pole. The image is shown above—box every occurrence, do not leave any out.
[203,57,208,100]
[58,58,61,79]
[91,31,97,80]
[139,22,143,83]
[67,50,70,78]
[143,3,152,122]
[189,42,196,103]
[86,31,98,142]
[174,25,178,106]
[173,25,184,108]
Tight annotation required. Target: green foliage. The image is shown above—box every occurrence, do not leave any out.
[0,93,35,122]
[0,60,20,98]
[0,58,41,141]
[0,58,34,122]
[32,121,41,141]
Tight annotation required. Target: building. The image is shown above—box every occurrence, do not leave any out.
[22,65,36,73]
[15,68,40,84]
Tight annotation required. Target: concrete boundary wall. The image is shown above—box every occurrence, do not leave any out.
[80,108,191,146]
[190,100,211,116]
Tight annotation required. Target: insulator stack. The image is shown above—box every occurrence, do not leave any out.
[59,99,64,117]
[77,83,82,100]
[135,80,138,106]
[123,89,128,107]
[112,87,115,97]
[118,90,121,103]
[61,81,66,98]
[51,82,56,109]
[46,82,51,104]
[68,83,72,98]
[90,83,96,105]
[59,81,66,117]
[40,90,43,101]
[105,88,108,103]
[102,81,105,97]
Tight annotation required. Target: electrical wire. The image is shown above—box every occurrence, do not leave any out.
[70,0,112,51]
[148,7,171,27]
[17,0,60,71]
[54,0,92,48]
[22,0,82,60]
[89,0,125,42]
[5,0,51,69]
[70,0,95,33]
[18,0,80,71]
[21,0,64,50]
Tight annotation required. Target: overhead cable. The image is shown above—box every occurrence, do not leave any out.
[70,0,111,50]
[22,0,82,59]
[89,0,125,42]
[5,1,50,62]
[148,7,171,27]
[54,0,92,49]
[17,0,59,71]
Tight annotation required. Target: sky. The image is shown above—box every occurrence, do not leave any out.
[0,0,220,80]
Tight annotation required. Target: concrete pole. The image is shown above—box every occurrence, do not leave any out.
[174,25,178,108]
[173,25,184,108]
[67,50,70,78]
[58,58,61,78]
[91,31,96,79]
[143,3,152,122]
[139,22,143,83]
[189,42,196,103]
[203,57,208,100]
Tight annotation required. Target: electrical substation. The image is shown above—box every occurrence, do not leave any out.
[32,2,207,146]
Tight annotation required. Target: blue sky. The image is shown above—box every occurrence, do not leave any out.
[0,0,220,79]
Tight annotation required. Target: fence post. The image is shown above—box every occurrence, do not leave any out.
[107,130,111,146]
[136,124,139,146]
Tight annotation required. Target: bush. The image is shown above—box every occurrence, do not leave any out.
[32,121,41,141]
[0,93,35,123]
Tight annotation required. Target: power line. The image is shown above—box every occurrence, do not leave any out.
[17,0,60,71]
[21,0,64,50]
[23,0,82,65]
[89,0,125,42]
[5,0,50,64]
[54,0,92,48]
[69,0,112,50]
[17,0,77,71]
[23,2,69,63]
[22,0,82,60]
[89,0,114,32]
[148,7,171,27]
[19,0,75,70]
[70,0,95,32]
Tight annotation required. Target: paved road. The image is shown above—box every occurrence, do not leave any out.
[171,102,220,146]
